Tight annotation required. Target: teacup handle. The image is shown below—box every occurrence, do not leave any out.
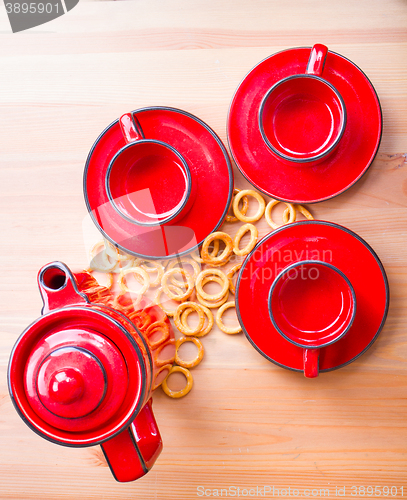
[119,112,145,143]
[303,348,320,378]
[100,399,163,482]
[306,44,328,77]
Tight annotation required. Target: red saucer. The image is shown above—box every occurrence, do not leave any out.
[227,47,382,203]
[235,221,389,373]
[84,107,234,259]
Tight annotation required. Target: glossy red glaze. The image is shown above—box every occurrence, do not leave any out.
[260,75,345,163]
[269,261,356,377]
[24,321,129,432]
[85,107,234,259]
[236,221,389,375]
[130,398,163,470]
[259,44,346,165]
[108,113,192,226]
[47,366,86,405]
[101,399,163,482]
[306,44,328,76]
[108,140,190,225]
[8,262,175,482]
[303,349,319,379]
[119,113,143,143]
[228,46,382,203]
[270,261,356,347]
[36,348,106,418]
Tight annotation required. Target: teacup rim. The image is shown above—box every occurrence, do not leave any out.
[267,259,357,349]
[258,74,347,164]
[105,138,192,227]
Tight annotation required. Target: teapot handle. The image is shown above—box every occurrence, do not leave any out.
[100,399,163,482]
[38,262,89,315]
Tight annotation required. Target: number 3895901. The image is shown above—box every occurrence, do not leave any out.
[5,3,60,14]
[351,486,404,496]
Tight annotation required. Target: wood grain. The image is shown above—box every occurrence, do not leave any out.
[0,0,407,498]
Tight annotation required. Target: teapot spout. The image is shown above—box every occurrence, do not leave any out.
[38,262,89,314]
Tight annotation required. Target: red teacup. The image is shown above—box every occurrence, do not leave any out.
[8,262,176,482]
[106,113,194,226]
[268,260,356,378]
[259,44,347,165]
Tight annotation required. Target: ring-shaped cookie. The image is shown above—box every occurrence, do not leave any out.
[174,301,205,335]
[154,285,187,316]
[111,257,136,274]
[180,304,214,337]
[162,268,194,301]
[265,199,296,229]
[161,365,193,398]
[233,223,258,256]
[201,232,233,265]
[282,204,314,223]
[89,241,118,272]
[152,363,174,391]
[227,263,242,294]
[175,336,204,368]
[190,239,220,264]
[196,275,229,308]
[196,268,229,301]
[145,321,170,349]
[233,189,266,223]
[226,188,249,223]
[166,258,201,287]
[216,301,242,334]
[154,338,176,367]
[133,259,164,286]
[118,267,150,301]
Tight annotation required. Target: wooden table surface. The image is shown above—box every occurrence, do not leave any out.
[1,0,407,498]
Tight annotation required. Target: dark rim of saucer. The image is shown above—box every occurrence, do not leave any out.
[84,106,234,260]
[235,220,390,374]
[227,46,383,204]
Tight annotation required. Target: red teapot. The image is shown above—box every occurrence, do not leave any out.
[8,261,175,482]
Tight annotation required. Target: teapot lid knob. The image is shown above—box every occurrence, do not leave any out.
[36,346,107,419]
[48,368,85,405]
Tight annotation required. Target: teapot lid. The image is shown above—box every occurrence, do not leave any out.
[8,263,148,446]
